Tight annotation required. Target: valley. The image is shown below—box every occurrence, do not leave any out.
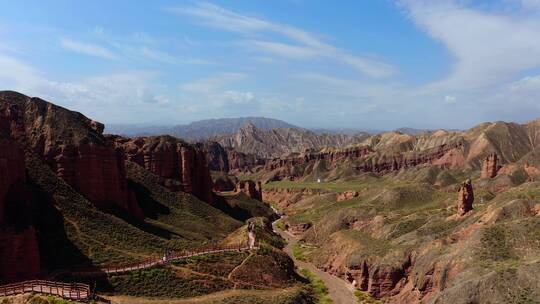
[2,2,540,303]
[1,91,539,304]
[273,216,357,304]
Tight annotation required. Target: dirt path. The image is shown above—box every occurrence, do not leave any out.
[272,218,357,304]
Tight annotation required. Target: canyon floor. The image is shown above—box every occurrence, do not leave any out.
[273,217,357,304]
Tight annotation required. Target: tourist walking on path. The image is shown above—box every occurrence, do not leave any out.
[247,221,256,249]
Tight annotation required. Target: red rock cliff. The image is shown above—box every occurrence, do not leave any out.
[457,179,474,216]
[235,180,263,201]
[0,135,41,282]
[264,142,464,180]
[0,138,25,221]
[481,153,500,179]
[0,91,142,219]
[116,136,214,204]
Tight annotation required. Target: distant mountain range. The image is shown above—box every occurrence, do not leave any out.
[106,117,436,142]
[106,117,298,141]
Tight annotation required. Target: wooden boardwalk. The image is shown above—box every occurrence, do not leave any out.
[0,243,259,301]
[0,280,89,301]
[73,243,258,276]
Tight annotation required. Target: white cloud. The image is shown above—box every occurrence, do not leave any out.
[120,44,210,65]
[60,38,117,60]
[92,26,105,36]
[401,0,540,91]
[179,73,246,93]
[168,2,396,78]
[444,95,456,104]
[509,74,540,91]
[0,54,44,90]
[218,90,255,105]
[245,40,319,59]
[0,52,172,122]
[517,0,540,10]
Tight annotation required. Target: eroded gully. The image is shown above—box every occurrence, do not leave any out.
[270,212,357,304]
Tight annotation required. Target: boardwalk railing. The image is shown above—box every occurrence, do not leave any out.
[73,242,259,276]
[0,280,90,301]
[0,242,259,301]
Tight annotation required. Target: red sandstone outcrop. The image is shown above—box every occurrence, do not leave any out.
[457,179,474,216]
[0,137,25,221]
[226,148,265,172]
[355,142,465,173]
[481,153,500,179]
[264,146,373,180]
[288,222,312,236]
[0,91,143,219]
[263,141,466,181]
[0,227,40,282]
[337,190,359,202]
[0,135,41,282]
[235,180,263,201]
[115,136,214,204]
[345,254,413,299]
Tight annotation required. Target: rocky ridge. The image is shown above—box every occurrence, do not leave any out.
[214,122,369,159]
[260,120,540,183]
[197,141,265,173]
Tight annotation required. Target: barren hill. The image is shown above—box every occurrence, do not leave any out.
[214,122,370,159]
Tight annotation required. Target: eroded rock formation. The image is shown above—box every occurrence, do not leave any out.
[337,190,359,202]
[116,136,213,204]
[263,141,466,181]
[481,153,500,179]
[0,91,143,219]
[457,179,474,216]
[356,142,465,173]
[346,254,413,299]
[235,180,263,201]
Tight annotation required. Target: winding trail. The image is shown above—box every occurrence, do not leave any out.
[272,217,357,304]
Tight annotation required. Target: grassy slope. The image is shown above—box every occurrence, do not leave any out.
[100,248,303,300]
[106,287,314,304]
[26,155,241,269]
[126,161,242,242]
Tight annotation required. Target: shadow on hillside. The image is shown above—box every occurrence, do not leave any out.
[213,193,278,222]
[99,179,183,240]
[3,177,98,279]
[127,180,171,218]
[212,194,253,221]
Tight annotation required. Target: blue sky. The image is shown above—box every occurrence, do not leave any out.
[1,0,540,130]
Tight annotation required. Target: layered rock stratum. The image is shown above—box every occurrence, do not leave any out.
[114,135,214,204]
[0,91,143,218]
[257,121,540,184]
